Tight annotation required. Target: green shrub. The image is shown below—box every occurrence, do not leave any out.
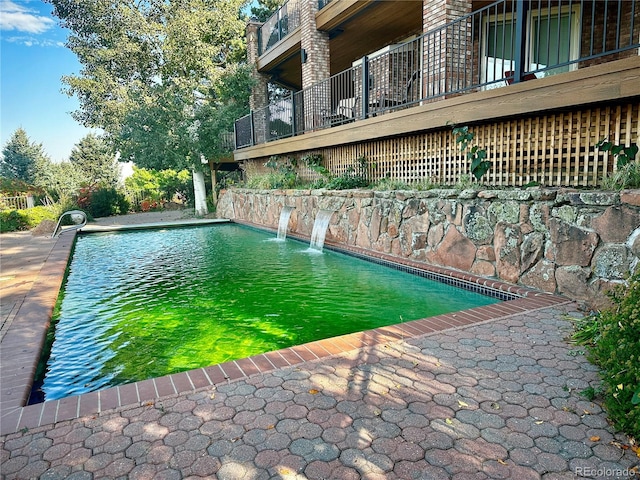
[0,206,59,233]
[452,125,490,181]
[414,178,438,191]
[91,188,129,217]
[78,185,129,218]
[325,171,369,190]
[374,178,412,190]
[245,172,295,190]
[125,167,193,208]
[373,177,438,191]
[596,138,640,190]
[600,162,640,190]
[26,205,60,226]
[217,170,242,191]
[323,156,372,190]
[573,268,640,438]
[303,153,331,180]
[0,210,28,232]
[261,156,297,189]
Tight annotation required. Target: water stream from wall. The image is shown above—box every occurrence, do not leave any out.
[310,209,334,251]
[277,206,295,240]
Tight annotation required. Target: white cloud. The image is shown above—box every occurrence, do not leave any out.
[5,35,62,47]
[0,0,55,34]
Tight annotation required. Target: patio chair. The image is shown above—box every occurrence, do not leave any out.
[322,96,359,126]
[378,70,421,107]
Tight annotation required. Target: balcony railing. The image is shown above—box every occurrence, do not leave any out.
[237,0,640,150]
[258,0,302,55]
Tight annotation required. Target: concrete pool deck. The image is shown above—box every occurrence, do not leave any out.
[1,211,639,479]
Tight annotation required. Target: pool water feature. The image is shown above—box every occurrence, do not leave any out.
[277,206,294,240]
[40,224,500,401]
[309,209,334,250]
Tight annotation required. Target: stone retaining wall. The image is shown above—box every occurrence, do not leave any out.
[217,188,640,308]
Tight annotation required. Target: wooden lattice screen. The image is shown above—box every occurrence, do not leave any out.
[244,101,639,188]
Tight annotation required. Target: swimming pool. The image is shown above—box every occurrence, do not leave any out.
[38,224,500,401]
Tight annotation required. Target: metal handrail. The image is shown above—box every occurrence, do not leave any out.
[258,0,301,55]
[52,210,87,238]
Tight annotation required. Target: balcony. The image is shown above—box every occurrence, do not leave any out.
[258,0,302,56]
[237,0,639,152]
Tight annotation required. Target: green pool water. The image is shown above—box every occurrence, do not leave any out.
[41,224,499,400]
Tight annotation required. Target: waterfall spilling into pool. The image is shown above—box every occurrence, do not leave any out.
[310,209,334,251]
[277,206,295,240]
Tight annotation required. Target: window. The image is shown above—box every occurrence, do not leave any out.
[482,4,580,87]
[530,6,580,75]
[484,18,516,86]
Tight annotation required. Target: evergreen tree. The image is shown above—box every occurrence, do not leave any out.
[0,128,49,182]
[69,134,120,187]
[32,156,85,200]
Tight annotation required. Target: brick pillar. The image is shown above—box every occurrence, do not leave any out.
[422,0,472,99]
[246,21,271,143]
[300,0,330,130]
[246,21,270,110]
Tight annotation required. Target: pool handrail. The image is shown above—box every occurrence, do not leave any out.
[52,210,88,238]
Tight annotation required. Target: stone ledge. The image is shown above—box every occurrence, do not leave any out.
[226,187,637,208]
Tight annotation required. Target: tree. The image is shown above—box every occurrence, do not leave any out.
[196,64,253,160]
[46,0,251,214]
[31,155,84,200]
[30,135,119,201]
[118,83,198,172]
[250,0,285,22]
[125,166,193,205]
[46,0,248,140]
[70,134,120,187]
[116,81,212,213]
[1,128,49,182]
[124,166,162,198]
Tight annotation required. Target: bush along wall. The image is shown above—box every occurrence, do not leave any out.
[217,187,640,309]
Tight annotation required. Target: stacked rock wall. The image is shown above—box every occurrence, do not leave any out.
[217,188,640,308]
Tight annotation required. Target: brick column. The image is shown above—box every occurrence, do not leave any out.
[246,21,270,110]
[422,0,472,99]
[246,21,271,143]
[300,0,330,130]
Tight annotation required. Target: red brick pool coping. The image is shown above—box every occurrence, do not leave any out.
[0,224,571,436]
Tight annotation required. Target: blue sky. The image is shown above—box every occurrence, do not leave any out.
[1,0,98,163]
